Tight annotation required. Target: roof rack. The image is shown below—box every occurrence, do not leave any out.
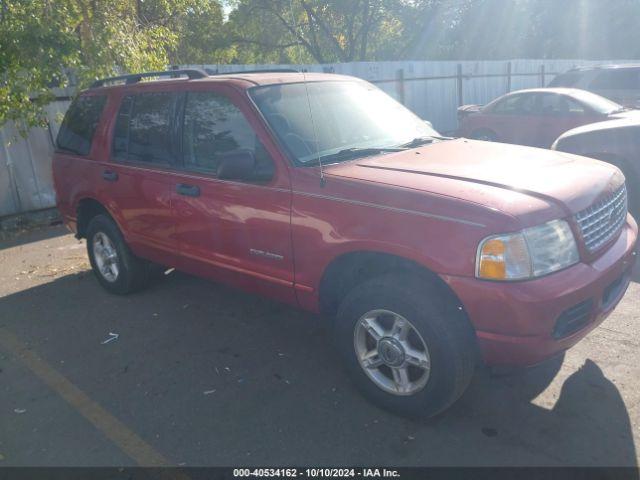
[570,64,640,72]
[89,69,208,89]
[204,68,300,75]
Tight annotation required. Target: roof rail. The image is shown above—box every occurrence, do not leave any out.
[570,64,640,72]
[204,68,300,75]
[90,69,208,89]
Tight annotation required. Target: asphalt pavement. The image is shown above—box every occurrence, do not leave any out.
[0,226,638,466]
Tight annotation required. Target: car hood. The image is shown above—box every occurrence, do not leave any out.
[324,138,624,222]
[557,116,640,139]
[609,108,640,121]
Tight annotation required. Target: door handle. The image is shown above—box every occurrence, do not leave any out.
[176,183,200,197]
[102,170,118,182]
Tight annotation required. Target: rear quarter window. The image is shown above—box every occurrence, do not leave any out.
[489,94,535,114]
[56,95,107,156]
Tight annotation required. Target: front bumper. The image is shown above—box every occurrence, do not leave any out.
[444,215,638,367]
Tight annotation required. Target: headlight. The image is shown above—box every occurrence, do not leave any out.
[476,219,579,281]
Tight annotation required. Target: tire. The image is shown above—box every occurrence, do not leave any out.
[334,273,477,418]
[470,129,497,142]
[86,214,149,294]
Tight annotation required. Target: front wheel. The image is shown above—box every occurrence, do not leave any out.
[334,274,477,418]
[86,214,149,294]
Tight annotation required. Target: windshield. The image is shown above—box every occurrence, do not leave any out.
[571,89,623,114]
[250,80,440,165]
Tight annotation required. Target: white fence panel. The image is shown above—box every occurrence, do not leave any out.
[0,98,69,217]
[2,59,638,217]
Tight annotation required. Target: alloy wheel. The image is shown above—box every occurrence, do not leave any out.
[92,231,120,282]
[353,309,431,396]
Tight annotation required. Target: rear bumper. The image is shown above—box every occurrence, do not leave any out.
[444,215,637,367]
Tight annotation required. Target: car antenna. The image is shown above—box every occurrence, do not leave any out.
[301,68,326,187]
[288,0,325,187]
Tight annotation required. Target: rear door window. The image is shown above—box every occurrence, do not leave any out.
[56,95,107,155]
[536,93,587,116]
[112,92,177,165]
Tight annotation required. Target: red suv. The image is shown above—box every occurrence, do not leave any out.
[53,69,637,417]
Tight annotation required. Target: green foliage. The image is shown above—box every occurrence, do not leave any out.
[226,0,421,63]
[165,1,234,64]
[409,0,640,60]
[2,0,640,131]
[0,1,77,131]
[226,0,640,63]
[0,0,228,132]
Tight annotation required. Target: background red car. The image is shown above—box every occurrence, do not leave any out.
[457,88,639,148]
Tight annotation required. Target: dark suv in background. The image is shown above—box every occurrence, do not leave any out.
[549,65,640,108]
[553,118,640,219]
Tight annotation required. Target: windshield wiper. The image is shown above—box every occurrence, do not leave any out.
[318,146,405,164]
[611,107,631,114]
[397,136,446,149]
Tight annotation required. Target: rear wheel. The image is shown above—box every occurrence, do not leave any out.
[86,214,149,294]
[470,129,497,142]
[334,273,477,418]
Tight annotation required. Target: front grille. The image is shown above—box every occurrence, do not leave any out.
[575,184,627,253]
[553,299,594,339]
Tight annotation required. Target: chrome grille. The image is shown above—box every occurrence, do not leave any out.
[575,184,627,253]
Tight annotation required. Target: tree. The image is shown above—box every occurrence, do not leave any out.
[226,0,418,63]
[1,1,80,131]
[135,0,232,64]
[3,0,640,132]
[405,0,640,60]
[0,0,229,132]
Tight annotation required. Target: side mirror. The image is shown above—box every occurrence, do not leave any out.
[217,150,256,180]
